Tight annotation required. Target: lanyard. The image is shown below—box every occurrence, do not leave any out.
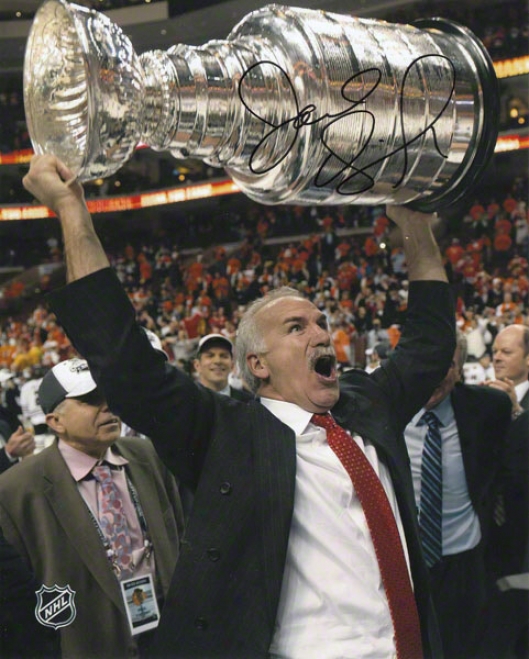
[84,466,153,575]
[124,472,149,538]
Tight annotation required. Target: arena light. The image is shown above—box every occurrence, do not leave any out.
[495,133,529,152]
[0,179,240,221]
[494,56,529,79]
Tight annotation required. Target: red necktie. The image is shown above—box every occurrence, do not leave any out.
[312,413,423,659]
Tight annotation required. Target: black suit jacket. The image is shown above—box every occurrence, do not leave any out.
[48,268,455,659]
[0,528,60,659]
[520,388,529,412]
[229,385,254,402]
[197,383,254,403]
[450,382,512,547]
[487,409,529,577]
[0,448,14,475]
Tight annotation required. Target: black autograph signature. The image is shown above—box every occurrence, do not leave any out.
[238,55,456,195]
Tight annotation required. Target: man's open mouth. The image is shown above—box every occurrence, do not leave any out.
[314,354,336,378]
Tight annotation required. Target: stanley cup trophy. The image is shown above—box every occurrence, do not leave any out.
[23,0,499,211]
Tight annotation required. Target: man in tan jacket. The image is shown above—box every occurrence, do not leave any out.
[0,358,184,659]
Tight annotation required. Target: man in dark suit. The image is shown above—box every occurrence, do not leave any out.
[0,374,36,473]
[404,330,512,659]
[0,424,35,474]
[0,527,60,658]
[23,154,456,659]
[474,407,529,659]
[488,409,529,579]
[0,358,184,659]
[193,333,253,401]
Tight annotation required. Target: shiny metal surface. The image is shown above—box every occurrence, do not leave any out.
[23,0,145,181]
[24,1,498,209]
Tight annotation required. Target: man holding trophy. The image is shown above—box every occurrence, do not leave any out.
[16,0,501,656]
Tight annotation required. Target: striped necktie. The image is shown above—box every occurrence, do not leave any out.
[312,413,423,659]
[419,410,443,568]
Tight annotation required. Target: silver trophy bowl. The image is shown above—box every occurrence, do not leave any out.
[23,0,499,210]
[23,0,145,181]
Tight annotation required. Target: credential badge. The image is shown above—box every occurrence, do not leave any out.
[35,584,77,629]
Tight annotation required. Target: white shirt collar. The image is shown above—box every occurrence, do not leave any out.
[515,380,529,403]
[260,397,314,436]
[410,393,453,427]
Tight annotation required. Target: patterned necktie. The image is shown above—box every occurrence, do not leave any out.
[419,411,443,568]
[312,413,423,659]
[92,464,133,579]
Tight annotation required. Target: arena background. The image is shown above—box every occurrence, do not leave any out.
[0,0,526,349]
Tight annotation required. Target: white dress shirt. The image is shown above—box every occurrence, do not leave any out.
[515,380,529,405]
[263,398,409,659]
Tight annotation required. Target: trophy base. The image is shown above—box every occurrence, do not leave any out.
[408,18,499,212]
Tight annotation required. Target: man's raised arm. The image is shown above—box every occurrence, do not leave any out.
[23,155,109,282]
[386,205,447,282]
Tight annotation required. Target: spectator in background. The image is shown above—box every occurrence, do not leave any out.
[487,324,529,412]
[0,369,21,424]
[0,358,184,659]
[0,424,35,474]
[404,331,512,659]
[0,369,34,473]
[493,228,513,271]
[0,369,20,428]
[19,366,47,435]
[165,327,198,372]
[478,408,529,658]
[193,333,252,401]
[445,238,465,268]
[365,341,391,374]
[486,408,529,581]
[331,319,352,371]
[9,338,39,374]
[487,277,505,309]
[367,316,388,348]
[459,307,493,360]
[0,527,60,658]
[320,221,338,272]
[483,323,529,595]
[462,351,495,385]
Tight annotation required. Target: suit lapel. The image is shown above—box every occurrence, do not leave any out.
[332,392,411,480]
[451,386,477,479]
[41,444,124,611]
[250,403,296,628]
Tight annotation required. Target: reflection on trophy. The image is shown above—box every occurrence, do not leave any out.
[23,0,498,210]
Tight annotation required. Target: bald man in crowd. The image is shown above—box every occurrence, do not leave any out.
[478,323,529,659]
[487,324,529,414]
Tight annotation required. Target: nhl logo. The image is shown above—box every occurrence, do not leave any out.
[35,584,77,629]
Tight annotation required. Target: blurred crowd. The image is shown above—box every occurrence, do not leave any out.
[0,171,526,415]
